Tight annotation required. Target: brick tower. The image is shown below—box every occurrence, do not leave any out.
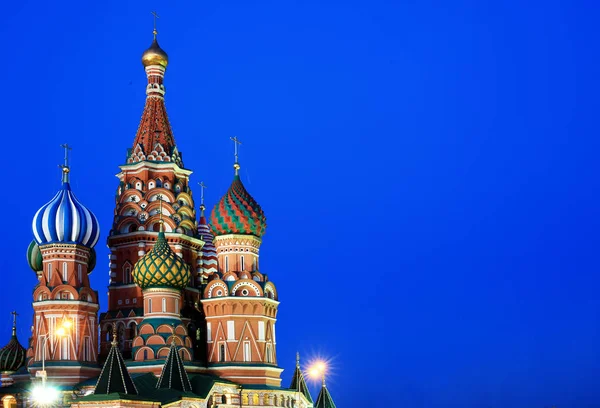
[27,149,101,385]
[99,31,205,361]
[203,150,282,385]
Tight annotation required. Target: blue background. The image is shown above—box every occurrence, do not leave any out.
[2,1,600,407]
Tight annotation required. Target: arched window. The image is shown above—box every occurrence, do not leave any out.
[225,256,229,272]
[77,264,82,283]
[148,298,152,313]
[123,263,131,284]
[219,343,226,362]
[106,325,112,342]
[129,322,138,338]
[162,298,166,312]
[47,264,52,282]
[243,341,251,362]
[175,298,179,313]
[240,256,244,271]
[62,263,68,282]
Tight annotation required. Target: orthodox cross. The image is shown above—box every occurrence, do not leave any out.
[151,11,159,36]
[198,181,207,208]
[230,136,242,175]
[10,311,17,336]
[60,143,72,182]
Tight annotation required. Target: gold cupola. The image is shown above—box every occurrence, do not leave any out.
[141,36,169,68]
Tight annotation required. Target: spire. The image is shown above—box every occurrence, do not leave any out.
[314,373,336,408]
[151,11,159,38]
[94,328,138,395]
[131,25,182,167]
[156,339,192,392]
[289,353,313,404]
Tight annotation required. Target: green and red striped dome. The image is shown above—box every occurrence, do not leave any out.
[210,175,266,237]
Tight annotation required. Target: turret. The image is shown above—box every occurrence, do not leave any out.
[27,146,101,385]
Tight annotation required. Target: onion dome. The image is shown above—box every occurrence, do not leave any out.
[32,181,100,248]
[26,240,43,273]
[210,175,267,237]
[142,37,168,68]
[133,228,190,289]
[0,314,26,373]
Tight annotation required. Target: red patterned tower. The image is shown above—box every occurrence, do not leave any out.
[203,142,281,385]
[27,149,102,385]
[99,31,205,361]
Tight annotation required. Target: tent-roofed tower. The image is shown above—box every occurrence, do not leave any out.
[27,146,101,385]
[100,27,205,361]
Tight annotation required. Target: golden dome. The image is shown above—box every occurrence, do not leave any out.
[142,37,169,68]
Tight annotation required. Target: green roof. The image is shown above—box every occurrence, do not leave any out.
[94,338,137,395]
[156,342,192,392]
[289,363,313,404]
[315,383,336,408]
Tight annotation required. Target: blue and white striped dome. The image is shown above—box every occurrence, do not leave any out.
[32,182,100,248]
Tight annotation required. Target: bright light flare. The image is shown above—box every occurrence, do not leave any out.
[55,327,66,336]
[32,385,59,406]
[307,360,327,379]
[61,320,72,329]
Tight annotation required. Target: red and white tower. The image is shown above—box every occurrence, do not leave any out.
[99,31,205,361]
[27,147,101,385]
[203,145,282,385]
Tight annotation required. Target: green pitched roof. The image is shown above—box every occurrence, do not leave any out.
[94,337,137,395]
[156,341,192,392]
[315,382,336,408]
[289,363,313,404]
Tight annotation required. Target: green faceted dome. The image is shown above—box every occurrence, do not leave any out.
[27,240,43,273]
[133,230,190,290]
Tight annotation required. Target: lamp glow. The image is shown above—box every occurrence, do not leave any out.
[32,385,59,405]
[55,327,66,336]
[61,320,72,329]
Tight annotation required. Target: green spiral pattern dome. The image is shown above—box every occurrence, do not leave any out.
[133,231,190,290]
[210,175,267,237]
[27,240,43,273]
[0,332,26,373]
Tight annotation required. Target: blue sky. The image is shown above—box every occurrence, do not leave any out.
[2,0,600,407]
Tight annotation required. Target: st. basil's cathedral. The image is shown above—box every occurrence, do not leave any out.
[0,29,337,408]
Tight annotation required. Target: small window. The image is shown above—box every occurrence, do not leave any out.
[266,343,273,363]
[118,299,122,305]
[240,256,244,271]
[62,263,68,282]
[78,264,82,283]
[219,343,226,362]
[148,298,152,312]
[125,299,130,304]
[143,349,148,360]
[133,298,137,304]
[162,298,166,312]
[225,256,229,272]
[243,341,251,362]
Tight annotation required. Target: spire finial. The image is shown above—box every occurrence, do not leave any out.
[198,181,207,216]
[10,311,18,337]
[322,372,326,387]
[111,326,118,347]
[59,143,72,183]
[296,351,300,368]
[230,136,242,176]
[157,194,164,232]
[151,11,159,38]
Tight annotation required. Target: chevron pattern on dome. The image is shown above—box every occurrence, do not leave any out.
[32,182,100,248]
[133,231,191,289]
[210,175,266,237]
[197,216,218,278]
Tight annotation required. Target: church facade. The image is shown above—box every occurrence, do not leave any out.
[0,30,336,408]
